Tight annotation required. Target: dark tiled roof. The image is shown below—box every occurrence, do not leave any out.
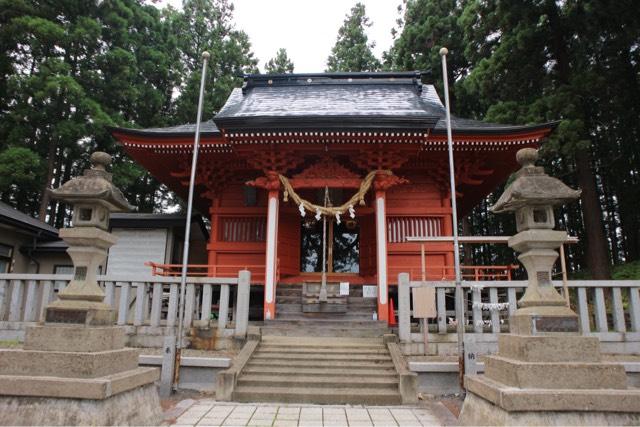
[0,201,58,237]
[214,72,440,130]
[110,72,558,136]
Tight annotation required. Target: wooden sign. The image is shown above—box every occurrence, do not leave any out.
[339,282,350,296]
[412,286,436,318]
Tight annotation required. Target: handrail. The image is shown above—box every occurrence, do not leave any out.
[0,273,238,285]
[388,265,520,281]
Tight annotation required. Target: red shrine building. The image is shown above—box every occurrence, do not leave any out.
[111,72,556,322]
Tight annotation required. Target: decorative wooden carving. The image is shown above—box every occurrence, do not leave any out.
[373,170,409,191]
[289,156,362,188]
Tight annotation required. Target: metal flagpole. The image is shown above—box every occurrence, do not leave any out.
[439,47,466,388]
[174,51,210,391]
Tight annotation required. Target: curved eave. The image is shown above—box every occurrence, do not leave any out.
[107,125,222,139]
[429,121,560,137]
[213,114,440,132]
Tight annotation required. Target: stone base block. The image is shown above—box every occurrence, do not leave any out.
[510,306,578,335]
[484,355,628,389]
[465,374,640,413]
[0,383,162,426]
[498,334,600,363]
[0,367,159,399]
[459,391,640,426]
[0,348,139,378]
[45,302,115,326]
[24,325,126,352]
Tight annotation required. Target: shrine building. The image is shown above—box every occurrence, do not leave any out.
[110,72,556,323]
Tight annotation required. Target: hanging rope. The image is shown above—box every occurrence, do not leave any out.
[278,170,392,218]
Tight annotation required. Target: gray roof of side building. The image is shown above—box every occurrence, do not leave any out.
[0,201,58,238]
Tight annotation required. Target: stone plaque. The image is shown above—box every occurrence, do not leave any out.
[74,266,87,281]
[45,308,88,324]
[531,315,579,334]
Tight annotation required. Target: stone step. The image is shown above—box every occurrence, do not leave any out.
[276,303,302,312]
[276,289,302,297]
[233,385,401,405]
[260,336,384,346]
[237,374,399,389]
[257,346,389,355]
[251,353,392,362]
[274,313,375,321]
[241,365,397,377]
[246,359,395,369]
[265,319,386,326]
[260,327,388,338]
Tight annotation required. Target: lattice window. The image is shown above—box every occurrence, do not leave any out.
[220,217,267,242]
[387,216,443,243]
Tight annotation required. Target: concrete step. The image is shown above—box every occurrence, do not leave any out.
[233,385,402,405]
[237,374,399,389]
[246,359,395,369]
[241,365,397,377]
[265,319,386,326]
[251,353,392,362]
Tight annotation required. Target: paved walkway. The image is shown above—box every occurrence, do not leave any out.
[168,400,456,427]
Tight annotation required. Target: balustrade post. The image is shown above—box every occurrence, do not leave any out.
[218,284,230,332]
[436,287,447,334]
[150,283,163,327]
[133,282,146,326]
[117,281,130,325]
[0,280,8,320]
[234,270,251,338]
[629,287,640,332]
[105,282,116,308]
[577,287,590,334]
[201,284,213,322]
[611,287,626,333]
[507,288,517,319]
[398,273,411,343]
[183,283,195,328]
[166,283,179,328]
[594,287,608,332]
[39,281,54,322]
[489,287,500,333]
[23,280,38,322]
[8,280,24,321]
[472,285,483,333]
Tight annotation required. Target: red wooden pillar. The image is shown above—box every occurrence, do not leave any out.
[264,188,279,319]
[374,188,389,322]
[207,197,220,277]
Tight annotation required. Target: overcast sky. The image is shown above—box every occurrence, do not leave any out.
[158,0,402,72]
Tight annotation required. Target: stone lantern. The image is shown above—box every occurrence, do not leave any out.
[46,151,134,325]
[459,148,640,426]
[490,147,581,329]
[0,152,161,426]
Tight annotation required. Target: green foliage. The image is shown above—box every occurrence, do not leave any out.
[612,261,640,280]
[326,3,381,72]
[0,146,43,211]
[0,0,257,223]
[265,48,295,74]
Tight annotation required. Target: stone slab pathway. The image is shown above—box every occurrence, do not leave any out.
[168,400,456,427]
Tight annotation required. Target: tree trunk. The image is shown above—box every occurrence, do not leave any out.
[575,149,611,278]
[38,139,57,223]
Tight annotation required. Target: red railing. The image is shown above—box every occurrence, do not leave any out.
[387,265,520,282]
[145,260,279,284]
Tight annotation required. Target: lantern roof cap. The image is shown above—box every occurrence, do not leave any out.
[491,148,581,213]
[49,152,134,212]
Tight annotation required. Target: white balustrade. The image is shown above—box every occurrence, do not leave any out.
[398,275,640,346]
[0,272,249,338]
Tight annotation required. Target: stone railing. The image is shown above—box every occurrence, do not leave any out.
[397,273,640,355]
[0,271,250,345]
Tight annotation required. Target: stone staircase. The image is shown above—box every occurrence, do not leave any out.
[262,283,388,337]
[233,336,402,405]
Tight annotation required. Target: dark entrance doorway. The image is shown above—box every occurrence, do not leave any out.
[300,219,359,273]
